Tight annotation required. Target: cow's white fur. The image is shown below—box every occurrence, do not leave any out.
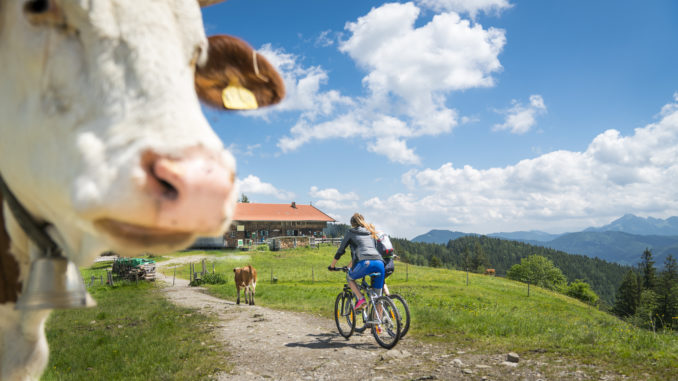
[0,1,239,379]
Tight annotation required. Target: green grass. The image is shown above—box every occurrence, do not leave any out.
[166,246,677,380]
[44,247,677,380]
[42,261,230,381]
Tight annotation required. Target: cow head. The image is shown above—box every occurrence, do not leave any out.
[0,0,284,264]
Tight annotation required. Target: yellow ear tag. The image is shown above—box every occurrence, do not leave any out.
[222,84,259,110]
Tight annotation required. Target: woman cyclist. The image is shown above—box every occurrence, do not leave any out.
[328,213,384,310]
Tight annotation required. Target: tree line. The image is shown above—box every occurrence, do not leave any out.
[391,235,629,306]
[613,249,678,330]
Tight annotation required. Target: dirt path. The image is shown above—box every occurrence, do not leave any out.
[155,256,612,381]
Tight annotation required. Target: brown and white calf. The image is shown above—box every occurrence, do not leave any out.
[233,265,257,305]
[0,0,284,379]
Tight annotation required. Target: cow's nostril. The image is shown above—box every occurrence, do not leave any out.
[142,151,183,202]
[158,178,178,201]
[140,148,234,234]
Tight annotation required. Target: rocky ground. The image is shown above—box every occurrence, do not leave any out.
[155,256,623,381]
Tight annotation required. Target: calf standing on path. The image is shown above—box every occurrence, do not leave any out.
[234,265,257,305]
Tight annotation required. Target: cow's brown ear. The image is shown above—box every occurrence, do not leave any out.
[0,194,22,304]
[195,35,285,111]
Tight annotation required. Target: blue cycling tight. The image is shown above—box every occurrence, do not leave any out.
[348,260,385,289]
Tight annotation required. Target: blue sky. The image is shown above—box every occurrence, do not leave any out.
[200,0,678,239]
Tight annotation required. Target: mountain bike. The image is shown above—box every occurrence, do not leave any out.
[354,280,411,339]
[329,266,402,349]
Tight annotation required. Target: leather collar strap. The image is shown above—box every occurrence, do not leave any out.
[0,174,61,257]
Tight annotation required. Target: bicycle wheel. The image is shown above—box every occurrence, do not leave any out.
[371,296,402,349]
[389,294,410,338]
[334,291,355,338]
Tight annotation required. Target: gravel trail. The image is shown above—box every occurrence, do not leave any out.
[155,256,615,381]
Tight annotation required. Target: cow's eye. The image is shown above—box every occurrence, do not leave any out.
[24,0,50,15]
[24,0,69,30]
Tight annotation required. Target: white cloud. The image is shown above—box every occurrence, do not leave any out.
[309,186,360,212]
[274,2,506,164]
[368,137,421,165]
[340,4,505,95]
[256,44,354,120]
[310,186,359,201]
[415,0,513,18]
[238,175,295,200]
[494,94,547,134]
[315,30,337,47]
[355,97,678,237]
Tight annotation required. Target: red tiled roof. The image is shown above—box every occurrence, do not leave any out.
[233,203,335,222]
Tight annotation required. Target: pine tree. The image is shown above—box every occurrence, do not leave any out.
[656,255,678,329]
[613,270,640,317]
[639,248,657,290]
[430,255,443,268]
[633,289,659,331]
[471,242,490,272]
[461,247,472,271]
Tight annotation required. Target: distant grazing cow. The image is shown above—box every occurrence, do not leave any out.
[0,0,284,379]
[484,268,496,276]
[234,265,257,305]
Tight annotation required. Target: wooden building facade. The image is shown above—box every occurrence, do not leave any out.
[224,202,335,249]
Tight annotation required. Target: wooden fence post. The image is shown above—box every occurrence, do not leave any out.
[406,263,408,282]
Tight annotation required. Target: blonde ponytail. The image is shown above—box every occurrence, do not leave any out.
[350,213,378,240]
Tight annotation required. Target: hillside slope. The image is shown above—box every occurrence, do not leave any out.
[393,235,629,305]
[166,247,677,380]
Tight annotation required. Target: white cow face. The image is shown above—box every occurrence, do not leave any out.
[0,0,284,262]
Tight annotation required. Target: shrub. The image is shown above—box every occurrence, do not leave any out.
[202,273,227,284]
[190,273,227,286]
[565,279,599,306]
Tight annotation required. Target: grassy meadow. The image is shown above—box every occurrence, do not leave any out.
[42,261,230,381]
[170,246,677,379]
[43,245,677,380]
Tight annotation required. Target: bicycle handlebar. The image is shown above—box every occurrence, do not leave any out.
[328,266,348,272]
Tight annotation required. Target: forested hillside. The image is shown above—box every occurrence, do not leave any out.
[392,235,629,305]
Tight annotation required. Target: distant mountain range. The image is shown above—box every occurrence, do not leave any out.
[584,214,678,235]
[411,214,678,266]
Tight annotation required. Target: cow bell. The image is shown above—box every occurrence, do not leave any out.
[15,255,96,310]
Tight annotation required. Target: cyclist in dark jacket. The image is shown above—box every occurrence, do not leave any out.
[329,213,385,310]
